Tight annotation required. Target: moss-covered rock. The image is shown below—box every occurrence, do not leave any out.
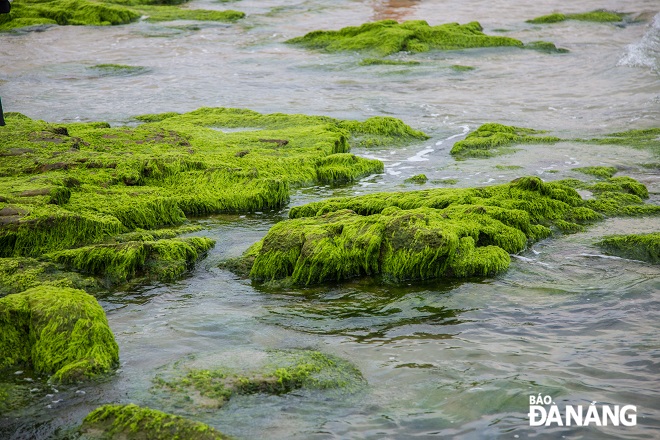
[80,404,230,439]
[404,174,428,184]
[286,20,525,56]
[359,58,421,66]
[0,109,425,257]
[572,166,618,178]
[0,286,119,382]
[524,41,569,53]
[582,128,660,156]
[596,233,660,264]
[47,236,214,284]
[152,350,364,410]
[229,176,659,285]
[450,123,560,159]
[527,10,626,24]
[0,0,245,31]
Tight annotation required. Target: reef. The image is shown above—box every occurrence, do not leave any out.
[527,10,626,24]
[286,20,526,56]
[0,109,425,258]
[596,233,660,264]
[79,404,230,439]
[223,175,657,285]
[450,123,560,159]
[0,0,244,31]
[0,286,119,382]
[229,175,660,285]
[152,350,364,410]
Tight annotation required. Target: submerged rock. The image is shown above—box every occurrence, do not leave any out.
[286,20,525,56]
[527,10,626,24]
[151,349,365,411]
[596,233,660,264]
[0,286,119,382]
[228,176,658,286]
[80,404,230,440]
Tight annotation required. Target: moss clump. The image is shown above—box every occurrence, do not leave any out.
[527,10,625,24]
[153,350,364,410]
[524,41,569,53]
[47,237,214,284]
[450,64,475,71]
[286,20,525,56]
[0,286,119,382]
[597,233,660,264]
[80,404,229,440]
[89,64,149,76]
[558,176,658,216]
[136,6,244,23]
[359,58,421,66]
[572,166,618,178]
[0,109,425,257]
[234,177,623,285]
[450,123,560,159]
[404,174,428,184]
[582,128,660,156]
[0,0,141,31]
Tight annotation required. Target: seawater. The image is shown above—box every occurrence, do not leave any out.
[0,1,659,439]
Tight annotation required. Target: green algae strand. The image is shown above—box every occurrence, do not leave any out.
[596,233,660,264]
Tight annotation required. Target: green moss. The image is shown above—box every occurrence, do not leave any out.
[89,64,149,76]
[80,404,229,439]
[528,10,625,24]
[582,128,660,156]
[450,123,560,159]
[430,178,458,185]
[0,0,141,31]
[233,175,658,285]
[359,58,421,66]
[0,382,31,414]
[597,233,660,264]
[136,6,244,22]
[559,176,658,216]
[524,41,569,53]
[404,174,428,184]
[153,350,364,410]
[0,286,118,382]
[495,165,523,170]
[286,20,525,56]
[0,257,100,297]
[0,109,425,257]
[450,64,475,71]
[47,237,214,284]
[572,166,618,178]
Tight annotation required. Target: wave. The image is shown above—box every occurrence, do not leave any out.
[618,12,660,71]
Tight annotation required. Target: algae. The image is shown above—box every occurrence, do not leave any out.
[231,176,658,286]
[286,20,525,56]
[89,64,149,76]
[572,166,618,178]
[528,10,625,24]
[404,174,428,184]
[596,233,660,264]
[0,257,100,297]
[0,109,425,257]
[80,404,230,439]
[450,123,560,159]
[136,6,244,23]
[524,41,569,53]
[582,128,660,156]
[450,64,475,71]
[152,350,364,410]
[359,58,421,66]
[0,286,119,382]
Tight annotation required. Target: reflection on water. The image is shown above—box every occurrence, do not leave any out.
[370,0,422,21]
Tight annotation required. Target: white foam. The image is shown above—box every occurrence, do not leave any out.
[618,12,660,70]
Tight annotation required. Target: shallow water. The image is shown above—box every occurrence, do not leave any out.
[1,1,659,439]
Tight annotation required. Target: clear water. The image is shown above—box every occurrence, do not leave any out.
[1,1,659,439]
